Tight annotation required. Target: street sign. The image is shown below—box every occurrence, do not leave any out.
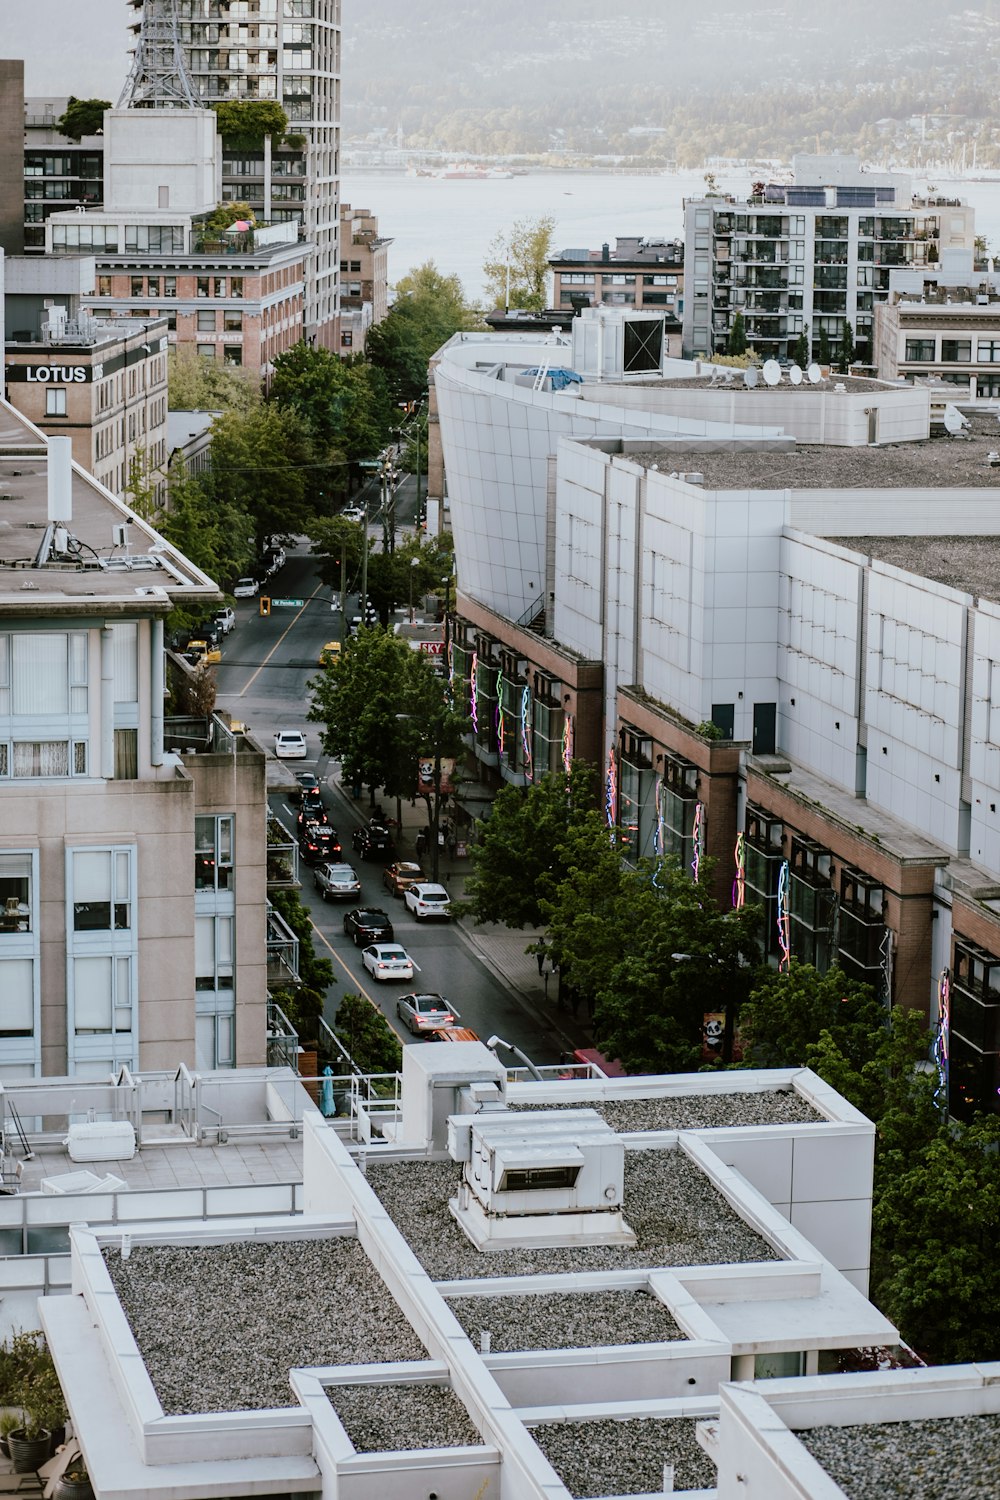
[270,598,304,608]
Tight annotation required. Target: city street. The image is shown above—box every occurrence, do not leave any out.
[212,538,592,1068]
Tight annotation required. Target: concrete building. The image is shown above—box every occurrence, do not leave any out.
[550,236,684,352]
[133,0,343,348]
[0,392,271,1078]
[432,307,1000,1119]
[26,1052,910,1497]
[4,278,168,501]
[683,155,976,366]
[338,202,391,355]
[875,279,1000,396]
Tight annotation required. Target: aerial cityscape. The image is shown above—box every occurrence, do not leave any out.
[0,2,999,1497]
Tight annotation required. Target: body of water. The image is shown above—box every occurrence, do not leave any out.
[341,168,1000,305]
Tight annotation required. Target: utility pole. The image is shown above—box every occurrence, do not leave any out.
[339,538,347,624]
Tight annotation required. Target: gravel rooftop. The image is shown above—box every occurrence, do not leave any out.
[328,1382,482,1452]
[650,374,893,394]
[628,413,1000,487]
[366,1148,778,1280]
[104,1238,427,1413]
[511,1089,823,1131]
[532,1416,715,1497]
[798,1413,1000,1500]
[832,534,1000,604]
[447,1287,686,1351]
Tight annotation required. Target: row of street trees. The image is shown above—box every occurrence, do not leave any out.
[459,763,1000,1366]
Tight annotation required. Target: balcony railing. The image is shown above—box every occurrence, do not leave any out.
[266,816,299,888]
[266,1000,298,1071]
[266,903,300,991]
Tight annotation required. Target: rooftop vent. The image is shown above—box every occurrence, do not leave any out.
[447,1109,635,1251]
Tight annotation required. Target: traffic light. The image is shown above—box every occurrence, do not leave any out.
[259,596,271,616]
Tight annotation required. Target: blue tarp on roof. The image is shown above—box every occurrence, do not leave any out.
[522,367,584,390]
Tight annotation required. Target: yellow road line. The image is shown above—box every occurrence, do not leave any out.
[309,919,408,1041]
[237,583,324,697]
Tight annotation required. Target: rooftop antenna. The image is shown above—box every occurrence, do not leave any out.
[762,359,781,387]
[807,362,823,384]
[789,365,803,385]
[118,0,198,109]
[743,366,759,389]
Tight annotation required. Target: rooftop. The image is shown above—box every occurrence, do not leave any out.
[643,373,894,395]
[446,1287,687,1352]
[798,1413,1000,1500]
[511,1089,823,1131]
[366,1147,780,1281]
[629,412,1000,489]
[833,533,1000,604]
[531,1416,714,1497]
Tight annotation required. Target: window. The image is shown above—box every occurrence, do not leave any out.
[195,815,234,891]
[147,276,160,297]
[350,259,361,272]
[0,959,33,1035]
[978,340,1000,363]
[195,914,235,990]
[341,330,353,348]
[51,224,118,252]
[0,854,32,937]
[73,954,132,1034]
[214,278,225,298]
[788,837,835,972]
[124,225,185,253]
[113,729,137,780]
[223,347,243,366]
[230,277,243,298]
[197,277,210,297]
[72,849,131,932]
[130,277,144,297]
[98,275,112,296]
[12,742,70,777]
[45,389,67,417]
[223,309,243,331]
[941,340,972,362]
[163,276,177,297]
[197,309,217,332]
[197,344,216,360]
[838,868,887,987]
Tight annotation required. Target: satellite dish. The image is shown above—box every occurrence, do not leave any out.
[743,366,759,389]
[807,363,823,384]
[943,404,966,436]
[789,365,803,385]
[762,359,781,387]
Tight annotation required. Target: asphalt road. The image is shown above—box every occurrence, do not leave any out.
[212,538,572,1067]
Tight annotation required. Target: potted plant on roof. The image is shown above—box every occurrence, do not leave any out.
[50,1448,94,1500]
[8,1354,65,1472]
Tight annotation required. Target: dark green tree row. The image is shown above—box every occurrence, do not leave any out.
[460,763,1000,1365]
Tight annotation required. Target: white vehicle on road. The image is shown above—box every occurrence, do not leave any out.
[404,882,452,920]
[361,943,414,982]
[274,729,307,759]
[233,577,259,598]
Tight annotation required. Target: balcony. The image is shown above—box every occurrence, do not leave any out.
[266,815,299,889]
[266,1000,298,1071]
[266,903,300,991]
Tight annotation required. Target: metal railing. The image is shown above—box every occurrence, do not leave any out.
[266,903,300,989]
[267,1000,299,1071]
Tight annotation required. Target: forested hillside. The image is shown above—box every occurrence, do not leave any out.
[341,1,1000,166]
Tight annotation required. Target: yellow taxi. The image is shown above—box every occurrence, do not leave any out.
[186,639,221,665]
[318,640,342,666]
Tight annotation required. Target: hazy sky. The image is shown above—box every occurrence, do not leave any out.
[10,0,129,99]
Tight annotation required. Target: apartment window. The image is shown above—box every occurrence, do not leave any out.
[0,959,33,1035]
[0,854,33,937]
[224,347,243,366]
[7,740,70,778]
[125,225,185,253]
[147,276,161,297]
[788,837,835,972]
[838,867,888,988]
[73,954,133,1035]
[98,275,112,296]
[978,340,1000,363]
[197,309,217,332]
[113,729,137,780]
[230,277,244,298]
[45,389,67,417]
[130,277,144,297]
[195,815,234,892]
[195,914,235,991]
[72,848,131,932]
[197,344,216,360]
[163,276,177,297]
[904,338,935,362]
[214,277,225,297]
[51,225,118,252]
[197,277,210,297]
[941,340,972,362]
[223,309,243,331]
[743,806,784,958]
[0,630,87,718]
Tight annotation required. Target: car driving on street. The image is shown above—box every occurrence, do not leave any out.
[361,943,414,982]
[274,729,307,759]
[343,907,394,945]
[382,861,426,897]
[395,992,457,1036]
[233,576,259,598]
[313,863,362,902]
[404,882,452,920]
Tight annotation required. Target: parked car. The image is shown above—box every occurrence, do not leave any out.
[313,862,362,902]
[362,943,414,982]
[298,823,339,865]
[352,822,393,860]
[341,505,365,524]
[195,619,221,647]
[290,772,321,804]
[404,882,452,920]
[213,607,236,636]
[274,729,307,759]
[233,576,259,598]
[318,640,342,666]
[343,907,394,946]
[382,861,426,898]
[185,638,221,665]
[395,992,457,1036]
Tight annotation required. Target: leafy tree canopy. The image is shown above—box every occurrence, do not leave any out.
[269,343,393,474]
[727,311,748,357]
[740,959,883,1071]
[459,761,599,929]
[160,469,254,604]
[206,402,320,559]
[199,200,256,238]
[366,261,482,406]
[56,97,110,141]
[332,993,402,1075]
[167,345,261,414]
[270,889,335,1044]
[211,100,290,147]
[482,215,555,312]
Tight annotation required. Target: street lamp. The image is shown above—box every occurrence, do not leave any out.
[408,556,421,623]
[486,1034,544,1081]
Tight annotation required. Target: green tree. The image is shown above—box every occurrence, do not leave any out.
[332,993,402,1075]
[459,761,599,929]
[211,100,290,148]
[199,200,256,239]
[167,346,260,414]
[793,328,810,368]
[269,344,393,491]
[839,320,856,373]
[482,215,555,311]
[740,960,883,1071]
[206,402,320,560]
[56,97,110,141]
[160,468,253,602]
[366,262,481,406]
[727,311,748,357]
[270,889,335,1045]
[817,326,833,368]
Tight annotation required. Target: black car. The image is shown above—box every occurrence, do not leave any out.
[290,772,321,805]
[343,907,395,946]
[298,822,341,865]
[351,822,393,859]
[195,619,221,647]
[299,787,325,818]
[296,806,330,833]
